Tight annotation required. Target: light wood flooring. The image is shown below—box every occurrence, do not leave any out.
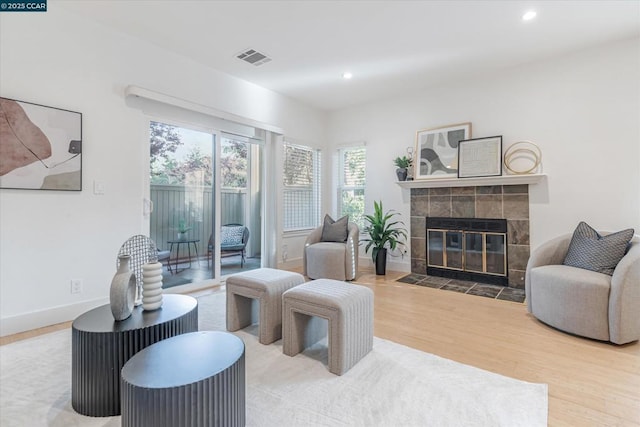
[2,268,639,426]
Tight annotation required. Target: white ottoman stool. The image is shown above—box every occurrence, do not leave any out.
[282,279,374,375]
[226,268,305,345]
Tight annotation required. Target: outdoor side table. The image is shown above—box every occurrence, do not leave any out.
[167,238,200,274]
[71,294,198,417]
[121,331,246,427]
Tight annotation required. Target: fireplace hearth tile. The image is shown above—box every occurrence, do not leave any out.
[429,196,452,217]
[431,187,451,196]
[420,280,446,289]
[477,185,502,194]
[410,216,426,238]
[410,188,430,196]
[422,275,450,285]
[441,281,475,293]
[503,194,529,220]
[410,238,426,260]
[452,186,475,195]
[507,220,530,245]
[395,274,525,303]
[396,274,426,284]
[411,196,429,217]
[476,195,503,218]
[451,196,475,217]
[467,284,502,298]
[508,245,530,271]
[496,287,526,302]
[503,184,528,194]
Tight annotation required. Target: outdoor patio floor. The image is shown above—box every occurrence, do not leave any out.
[161,256,261,289]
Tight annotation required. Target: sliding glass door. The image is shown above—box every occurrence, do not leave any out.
[149,121,216,289]
[148,121,264,290]
[220,135,262,276]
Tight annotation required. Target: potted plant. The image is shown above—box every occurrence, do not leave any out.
[361,200,408,275]
[393,156,412,181]
[176,219,192,240]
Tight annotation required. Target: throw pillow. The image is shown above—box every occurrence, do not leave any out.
[320,214,349,242]
[563,221,634,275]
[220,226,245,246]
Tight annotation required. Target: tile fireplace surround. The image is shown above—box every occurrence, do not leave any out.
[410,184,530,288]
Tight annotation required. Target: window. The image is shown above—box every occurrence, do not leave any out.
[283,142,322,231]
[337,146,366,227]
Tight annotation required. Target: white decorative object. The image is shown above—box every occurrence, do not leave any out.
[110,255,136,321]
[142,261,163,311]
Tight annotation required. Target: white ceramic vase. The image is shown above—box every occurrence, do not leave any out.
[110,255,136,321]
[142,261,163,311]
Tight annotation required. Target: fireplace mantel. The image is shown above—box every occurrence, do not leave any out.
[396,173,546,189]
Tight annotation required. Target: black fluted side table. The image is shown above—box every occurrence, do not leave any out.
[71,294,198,417]
[121,331,246,427]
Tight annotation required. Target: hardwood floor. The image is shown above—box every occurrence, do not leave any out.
[2,268,639,426]
[353,269,640,427]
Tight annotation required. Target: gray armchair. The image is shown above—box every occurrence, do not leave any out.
[303,222,359,281]
[525,233,640,344]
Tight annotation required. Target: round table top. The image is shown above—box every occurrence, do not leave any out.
[72,294,197,333]
[167,238,200,244]
[121,331,244,388]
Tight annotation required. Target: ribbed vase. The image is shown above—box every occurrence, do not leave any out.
[142,261,163,311]
[110,255,136,321]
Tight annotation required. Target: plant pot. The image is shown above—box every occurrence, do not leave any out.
[375,248,387,275]
[396,168,408,181]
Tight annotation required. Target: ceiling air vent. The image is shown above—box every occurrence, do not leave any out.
[236,48,272,66]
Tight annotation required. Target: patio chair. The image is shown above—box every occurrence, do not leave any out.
[208,224,250,268]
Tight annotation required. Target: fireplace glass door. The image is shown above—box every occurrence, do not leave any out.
[485,233,506,275]
[427,229,506,276]
[465,232,483,273]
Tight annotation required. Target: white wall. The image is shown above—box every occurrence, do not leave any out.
[0,8,327,335]
[327,37,640,271]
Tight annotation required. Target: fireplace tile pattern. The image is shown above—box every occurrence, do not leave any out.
[397,273,525,302]
[410,185,530,289]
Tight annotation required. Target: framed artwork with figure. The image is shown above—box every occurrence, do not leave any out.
[0,97,82,191]
[415,122,471,179]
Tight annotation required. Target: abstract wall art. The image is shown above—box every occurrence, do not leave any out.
[415,122,471,180]
[0,97,82,191]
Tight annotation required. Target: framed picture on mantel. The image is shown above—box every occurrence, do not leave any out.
[457,135,503,178]
[415,122,471,180]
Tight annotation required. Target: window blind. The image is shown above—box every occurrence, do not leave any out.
[338,146,366,227]
[283,142,322,231]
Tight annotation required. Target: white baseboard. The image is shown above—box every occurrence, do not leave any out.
[1,297,109,337]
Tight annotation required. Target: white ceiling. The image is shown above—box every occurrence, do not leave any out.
[58,0,640,112]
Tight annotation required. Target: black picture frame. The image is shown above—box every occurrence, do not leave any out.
[0,97,82,191]
[457,136,502,178]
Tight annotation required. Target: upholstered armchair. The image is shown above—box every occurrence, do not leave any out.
[525,232,640,344]
[303,220,359,281]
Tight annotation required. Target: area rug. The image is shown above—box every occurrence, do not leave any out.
[0,291,547,426]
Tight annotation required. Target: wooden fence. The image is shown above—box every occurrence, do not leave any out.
[150,185,245,256]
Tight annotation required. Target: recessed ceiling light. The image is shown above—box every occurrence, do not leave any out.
[342,72,353,80]
[522,10,537,21]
